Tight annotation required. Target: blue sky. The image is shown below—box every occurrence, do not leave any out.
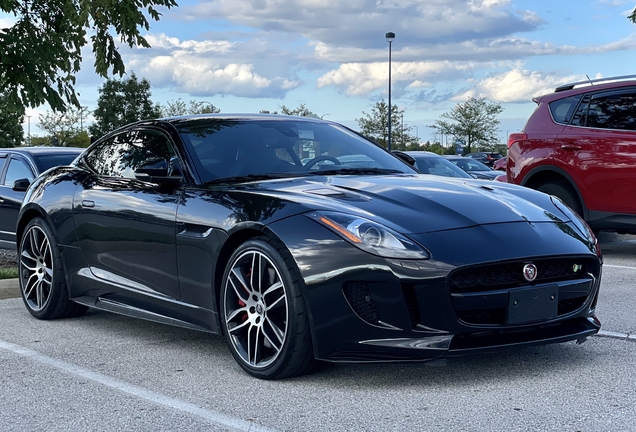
[4,0,636,142]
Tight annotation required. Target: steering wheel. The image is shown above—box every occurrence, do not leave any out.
[302,155,342,170]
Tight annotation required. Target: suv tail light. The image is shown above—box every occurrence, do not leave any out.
[508,132,527,148]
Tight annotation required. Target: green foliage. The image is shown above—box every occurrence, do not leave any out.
[89,73,162,138]
[356,100,419,150]
[629,8,636,23]
[158,99,221,117]
[0,267,19,279]
[279,103,316,117]
[0,94,24,147]
[66,130,91,148]
[29,136,50,146]
[0,0,178,112]
[430,97,503,155]
[38,107,90,146]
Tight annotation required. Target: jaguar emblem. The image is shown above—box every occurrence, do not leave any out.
[523,263,538,282]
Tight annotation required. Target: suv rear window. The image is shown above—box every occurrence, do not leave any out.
[549,95,581,124]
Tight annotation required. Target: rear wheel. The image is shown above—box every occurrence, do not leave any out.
[537,181,584,217]
[19,218,87,320]
[220,237,316,379]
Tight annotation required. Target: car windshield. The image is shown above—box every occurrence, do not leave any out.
[175,118,417,183]
[34,153,82,172]
[408,154,472,178]
[449,158,492,172]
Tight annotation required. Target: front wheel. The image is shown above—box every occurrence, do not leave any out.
[19,218,87,320]
[220,237,316,379]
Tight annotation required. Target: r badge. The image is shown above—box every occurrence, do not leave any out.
[523,263,538,282]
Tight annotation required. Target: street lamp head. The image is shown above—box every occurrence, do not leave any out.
[385,32,395,42]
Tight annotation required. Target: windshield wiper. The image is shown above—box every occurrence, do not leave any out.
[307,167,404,176]
[204,173,305,185]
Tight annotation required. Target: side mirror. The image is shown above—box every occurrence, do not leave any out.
[391,151,416,168]
[134,159,182,184]
[12,178,31,192]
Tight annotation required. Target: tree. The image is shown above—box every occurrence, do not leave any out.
[430,97,503,155]
[38,107,90,146]
[0,0,178,112]
[0,94,24,148]
[158,99,220,117]
[356,100,419,150]
[280,103,316,117]
[89,73,162,138]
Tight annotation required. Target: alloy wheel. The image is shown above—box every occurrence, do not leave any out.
[19,225,54,311]
[224,250,288,369]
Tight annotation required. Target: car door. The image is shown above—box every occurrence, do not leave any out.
[72,128,182,300]
[0,154,36,248]
[557,88,636,215]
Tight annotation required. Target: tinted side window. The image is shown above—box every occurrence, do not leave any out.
[549,95,581,124]
[4,158,34,186]
[85,130,175,178]
[586,91,636,130]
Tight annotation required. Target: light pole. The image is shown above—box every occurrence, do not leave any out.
[80,106,88,130]
[385,31,395,151]
[415,125,418,141]
[505,129,510,144]
[26,115,31,146]
[400,112,404,147]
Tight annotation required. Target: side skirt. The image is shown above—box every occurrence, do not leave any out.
[73,296,217,334]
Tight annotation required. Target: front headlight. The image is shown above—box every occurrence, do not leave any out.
[306,211,429,259]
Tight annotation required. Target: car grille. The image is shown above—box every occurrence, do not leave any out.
[448,257,600,325]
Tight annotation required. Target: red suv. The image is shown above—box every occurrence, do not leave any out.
[508,75,636,234]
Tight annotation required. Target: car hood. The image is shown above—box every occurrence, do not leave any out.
[231,174,570,234]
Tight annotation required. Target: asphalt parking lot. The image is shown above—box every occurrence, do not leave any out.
[0,234,635,431]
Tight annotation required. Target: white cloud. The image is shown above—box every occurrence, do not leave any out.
[455,69,581,103]
[317,61,479,96]
[126,36,303,98]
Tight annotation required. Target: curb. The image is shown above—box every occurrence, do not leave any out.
[0,278,20,300]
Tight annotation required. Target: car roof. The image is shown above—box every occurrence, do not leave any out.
[0,146,84,155]
[536,75,636,103]
[164,113,333,126]
[402,151,443,157]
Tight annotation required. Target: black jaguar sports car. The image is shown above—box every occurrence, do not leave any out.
[16,114,602,379]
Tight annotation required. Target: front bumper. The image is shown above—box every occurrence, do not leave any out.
[267,217,602,363]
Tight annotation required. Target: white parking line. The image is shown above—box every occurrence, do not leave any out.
[595,330,636,341]
[0,339,276,432]
[603,264,636,270]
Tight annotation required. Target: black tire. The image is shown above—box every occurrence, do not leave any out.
[537,181,584,218]
[18,218,88,320]
[220,237,317,379]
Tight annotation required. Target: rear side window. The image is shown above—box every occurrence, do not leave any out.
[570,89,636,130]
[549,95,581,124]
[0,156,6,178]
[587,91,636,130]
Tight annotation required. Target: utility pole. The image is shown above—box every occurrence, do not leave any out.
[26,115,31,146]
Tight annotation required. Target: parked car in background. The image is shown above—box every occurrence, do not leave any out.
[397,151,472,179]
[0,147,83,249]
[16,114,601,379]
[444,155,502,180]
[508,74,636,233]
[465,151,503,167]
[493,156,507,171]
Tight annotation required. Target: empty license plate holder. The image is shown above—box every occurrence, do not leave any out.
[507,285,558,324]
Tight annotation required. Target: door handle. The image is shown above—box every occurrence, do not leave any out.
[81,200,95,208]
[560,144,581,150]
[0,198,4,204]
